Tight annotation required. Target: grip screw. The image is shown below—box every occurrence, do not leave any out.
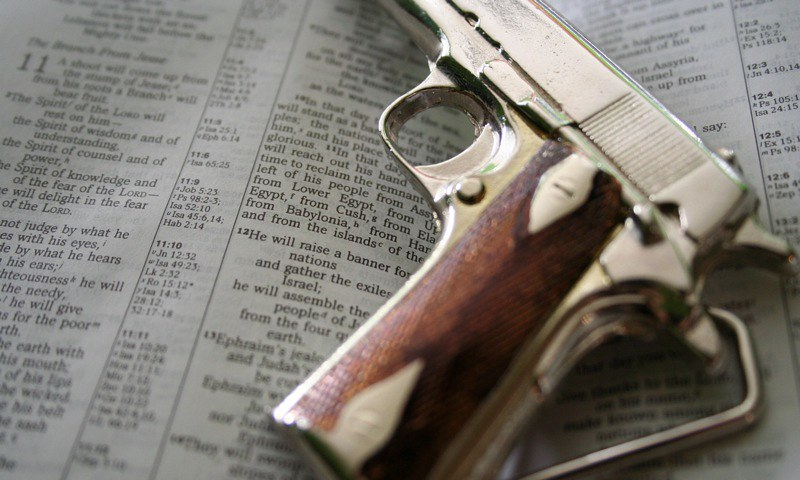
[716,147,736,163]
[456,177,485,204]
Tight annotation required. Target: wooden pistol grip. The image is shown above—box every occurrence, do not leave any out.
[282,142,624,480]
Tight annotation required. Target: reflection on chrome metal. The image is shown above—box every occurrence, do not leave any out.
[273,1,800,479]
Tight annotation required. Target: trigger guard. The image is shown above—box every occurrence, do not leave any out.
[379,72,501,201]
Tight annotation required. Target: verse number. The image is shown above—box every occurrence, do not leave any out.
[19,53,48,73]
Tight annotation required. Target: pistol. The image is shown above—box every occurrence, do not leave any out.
[273,1,799,479]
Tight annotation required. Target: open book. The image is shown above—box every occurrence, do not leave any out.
[0,0,798,479]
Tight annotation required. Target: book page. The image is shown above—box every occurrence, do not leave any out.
[504,1,800,479]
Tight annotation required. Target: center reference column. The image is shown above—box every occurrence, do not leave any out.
[62,2,308,479]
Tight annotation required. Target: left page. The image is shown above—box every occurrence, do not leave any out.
[0,2,294,477]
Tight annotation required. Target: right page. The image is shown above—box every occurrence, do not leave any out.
[507,1,800,478]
